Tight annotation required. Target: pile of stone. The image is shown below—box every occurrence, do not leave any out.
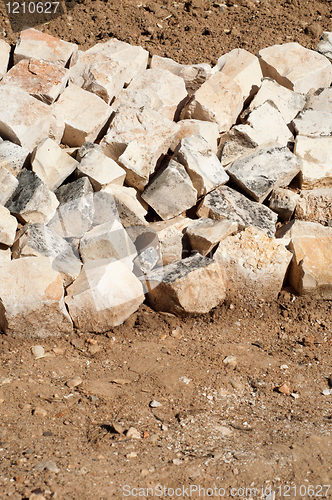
[0,28,331,337]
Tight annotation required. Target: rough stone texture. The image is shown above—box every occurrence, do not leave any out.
[216,48,263,101]
[99,185,148,228]
[0,39,10,78]
[197,185,278,237]
[133,246,160,275]
[53,85,112,147]
[151,55,211,95]
[316,31,332,61]
[172,119,219,153]
[12,224,82,286]
[0,59,69,105]
[0,141,30,177]
[146,253,225,315]
[14,28,78,67]
[248,78,306,127]
[65,258,145,331]
[174,135,229,197]
[186,218,238,256]
[150,216,192,265]
[5,170,59,224]
[293,109,332,138]
[0,256,73,337]
[214,226,292,304]
[113,68,188,120]
[294,136,332,189]
[0,205,18,247]
[31,138,78,191]
[0,246,11,262]
[227,144,302,203]
[304,87,332,113]
[218,129,256,167]
[258,42,332,94]
[295,188,332,226]
[0,166,19,206]
[141,160,197,220]
[48,178,94,239]
[180,72,243,133]
[101,105,179,191]
[76,142,126,190]
[269,188,300,221]
[233,101,293,147]
[0,85,64,152]
[277,220,332,299]
[79,220,137,269]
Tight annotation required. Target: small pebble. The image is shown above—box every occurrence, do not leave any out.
[88,344,101,355]
[66,376,83,389]
[126,451,137,458]
[161,424,168,431]
[214,425,232,436]
[141,468,150,477]
[291,393,299,399]
[19,403,32,410]
[53,347,64,354]
[173,458,182,465]
[322,389,332,396]
[171,328,183,339]
[280,365,288,370]
[29,494,46,500]
[229,379,244,391]
[223,355,237,368]
[278,383,291,395]
[149,400,162,408]
[78,466,89,475]
[86,338,97,345]
[33,407,47,417]
[179,376,191,385]
[233,468,239,475]
[126,427,141,439]
[31,345,45,359]
[34,460,59,473]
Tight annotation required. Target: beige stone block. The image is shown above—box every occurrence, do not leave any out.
[100,185,148,228]
[0,205,18,246]
[150,216,192,265]
[295,188,332,226]
[294,136,332,189]
[0,141,30,177]
[77,143,125,190]
[0,39,10,78]
[53,85,112,147]
[186,218,238,256]
[0,166,19,206]
[0,256,73,337]
[214,226,292,304]
[14,28,78,67]
[172,119,219,153]
[180,72,243,133]
[269,188,299,221]
[65,259,145,331]
[258,42,332,93]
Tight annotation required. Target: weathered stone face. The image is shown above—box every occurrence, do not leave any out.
[0,39,10,78]
[186,218,238,256]
[295,188,332,226]
[150,216,192,266]
[294,136,332,189]
[0,141,30,177]
[269,188,299,221]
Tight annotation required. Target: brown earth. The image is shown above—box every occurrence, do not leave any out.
[1,1,332,499]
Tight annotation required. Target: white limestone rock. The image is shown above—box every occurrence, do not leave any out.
[180,72,243,133]
[0,256,73,337]
[65,258,145,331]
[174,135,229,197]
[218,129,256,167]
[293,109,332,137]
[31,138,79,191]
[316,31,332,61]
[0,141,30,177]
[98,185,148,228]
[214,226,292,304]
[258,42,332,94]
[0,205,18,247]
[294,136,332,189]
[295,188,332,226]
[269,188,300,221]
[227,144,302,203]
[0,166,19,206]
[0,39,10,78]
[150,216,192,266]
[186,218,238,256]
[172,119,219,153]
[53,85,112,147]
[142,160,197,220]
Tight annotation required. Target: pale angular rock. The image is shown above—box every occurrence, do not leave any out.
[302,87,332,112]
[180,72,243,133]
[141,160,197,220]
[218,129,256,167]
[215,48,263,101]
[0,141,30,177]
[98,185,148,228]
[295,188,332,226]
[150,216,192,265]
[294,136,332,189]
[0,39,10,78]
[134,247,160,274]
[316,31,332,61]
[31,138,78,191]
[53,85,112,147]
[76,142,126,190]
[0,246,11,262]
[258,42,332,94]
[186,218,238,256]
[113,68,188,120]
[174,135,229,197]
[151,55,211,94]
[12,224,82,286]
[14,28,78,67]
[0,166,19,206]
[277,220,332,299]
[248,78,306,127]
[48,177,94,238]
[0,256,73,337]
[233,101,293,147]
[214,226,292,304]
[79,220,137,269]
[172,119,219,153]
[65,259,145,331]
[269,188,299,221]
[197,185,278,237]
[227,144,302,203]
[146,253,226,316]
[293,109,332,138]
[0,85,63,152]
[5,170,59,224]
[1,59,69,105]
[0,206,18,246]
[101,105,179,191]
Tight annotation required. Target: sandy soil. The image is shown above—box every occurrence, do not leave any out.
[1,1,332,499]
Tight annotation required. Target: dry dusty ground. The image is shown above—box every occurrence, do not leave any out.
[1,0,332,499]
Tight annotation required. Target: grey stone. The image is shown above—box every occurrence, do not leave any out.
[227,144,302,203]
[134,247,160,274]
[186,218,238,256]
[218,129,256,167]
[0,141,30,177]
[197,185,278,237]
[99,185,148,228]
[5,170,59,225]
[317,32,332,61]
[269,188,300,221]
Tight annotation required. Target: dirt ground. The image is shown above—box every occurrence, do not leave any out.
[1,0,332,499]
